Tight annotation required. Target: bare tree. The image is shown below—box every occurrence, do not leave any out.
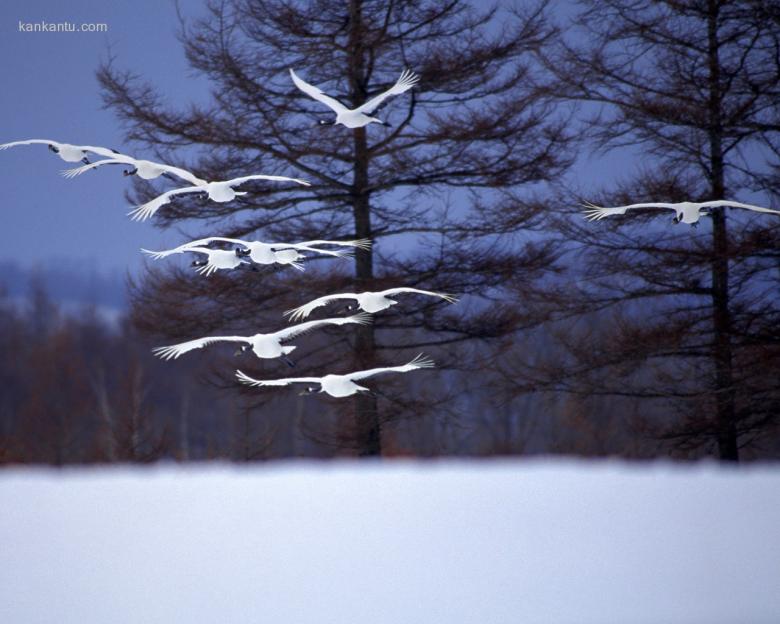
[98,0,573,455]
[516,0,780,460]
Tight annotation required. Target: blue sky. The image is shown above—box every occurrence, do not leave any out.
[0,0,211,277]
[0,0,642,282]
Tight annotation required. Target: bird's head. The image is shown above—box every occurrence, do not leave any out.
[672,216,680,225]
[235,247,251,257]
[318,119,336,126]
[122,169,134,177]
[298,386,319,396]
[344,303,357,313]
[233,344,250,357]
[191,259,206,267]
[48,144,59,153]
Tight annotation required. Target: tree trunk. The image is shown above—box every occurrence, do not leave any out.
[352,168,381,456]
[349,0,381,456]
[707,0,738,461]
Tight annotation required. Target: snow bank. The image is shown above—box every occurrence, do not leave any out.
[1,460,779,624]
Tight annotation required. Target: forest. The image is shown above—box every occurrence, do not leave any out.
[2,0,779,463]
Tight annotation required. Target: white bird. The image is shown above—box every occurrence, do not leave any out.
[181,237,368,266]
[285,288,458,321]
[236,353,435,397]
[152,313,372,365]
[126,174,311,221]
[142,246,254,276]
[0,139,119,164]
[61,154,207,186]
[583,199,780,226]
[142,237,370,272]
[290,68,419,128]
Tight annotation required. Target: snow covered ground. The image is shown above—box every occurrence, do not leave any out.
[1,459,779,624]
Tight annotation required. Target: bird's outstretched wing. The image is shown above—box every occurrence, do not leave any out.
[61,157,134,178]
[274,312,372,341]
[289,69,349,114]
[289,245,353,259]
[140,248,175,260]
[227,174,311,188]
[141,244,222,261]
[128,186,203,221]
[346,354,435,381]
[152,335,249,360]
[283,293,358,322]
[355,69,419,115]
[62,157,205,186]
[582,201,678,221]
[146,237,248,259]
[141,236,230,260]
[0,139,55,150]
[157,164,207,186]
[287,238,373,251]
[236,370,320,388]
[703,200,780,216]
[78,145,124,159]
[379,287,458,303]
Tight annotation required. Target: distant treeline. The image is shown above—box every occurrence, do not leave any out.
[4,0,780,463]
[2,278,778,465]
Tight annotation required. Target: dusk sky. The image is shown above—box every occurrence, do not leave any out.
[0,1,212,278]
[0,0,733,279]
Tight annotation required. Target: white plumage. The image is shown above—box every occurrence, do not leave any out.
[61,154,207,186]
[126,174,311,221]
[583,199,780,225]
[142,237,371,272]
[290,68,419,128]
[141,246,251,276]
[152,313,372,362]
[285,287,457,321]
[236,354,435,397]
[1,139,118,163]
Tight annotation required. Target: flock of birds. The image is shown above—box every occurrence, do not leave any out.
[3,69,453,398]
[4,67,779,397]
